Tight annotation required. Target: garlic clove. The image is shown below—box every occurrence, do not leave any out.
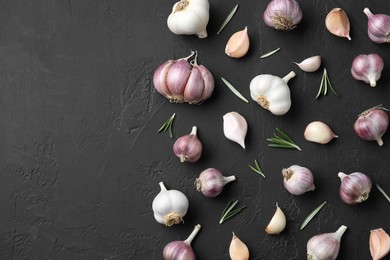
[370,228,390,260]
[304,121,338,144]
[265,203,286,234]
[325,8,351,40]
[225,26,250,58]
[294,55,321,72]
[223,112,248,149]
[229,232,249,260]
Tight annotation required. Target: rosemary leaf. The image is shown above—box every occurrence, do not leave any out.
[221,77,249,103]
[315,71,325,99]
[377,184,390,203]
[217,4,239,35]
[260,48,280,59]
[222,206,247,222]
[219,200,246,224]
[267,143,299,149]
[158,113,176,138]
[316,68,340,99]
[249,160,265,178]
[300,201,327,230]
[267,128,302,151]
[275,128,294,143]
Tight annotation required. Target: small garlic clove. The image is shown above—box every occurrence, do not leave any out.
[265,203,286,234]
[225,26,250,58]
[325,8,351,40]
[304,121,338,144]
[294,55,321,72]
[223,112,248,149]
[370,228,390,260]
[229,232,249,260]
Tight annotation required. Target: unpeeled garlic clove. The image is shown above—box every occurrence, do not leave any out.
[223,112,248,149]
[325,8,351,40]
[304,121,338,144]
[229,232,249,260]
[225,26,250,58]
[265,203,286,234]
[370,228,390,260]
[294,55,321,72]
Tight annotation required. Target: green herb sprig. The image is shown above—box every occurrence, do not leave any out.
[260,48,280,59]
[249,160,265,178]
[377,184,390,203]
[217,4,239,35]
[158,113,176,138]
[267,128,302,151]
[300,201,327,230]
[219,200,246,224]
[221,77,249,103]
[316,68,340,99]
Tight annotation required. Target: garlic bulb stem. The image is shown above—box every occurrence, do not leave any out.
[184,224,201,245]
[282,71,296,83]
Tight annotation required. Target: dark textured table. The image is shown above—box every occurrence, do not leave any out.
[1,0,390,259]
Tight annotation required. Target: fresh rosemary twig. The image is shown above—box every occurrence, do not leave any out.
[248,159,265,178]
[217,4,239,35]
[158,113,176,138]
[377,184,390,203]
[316,68,340,99]
[300,201,327,230]
[219,200,247,224]
[260,48,280,59]
[221,77,249,103]
[267,128,302,151]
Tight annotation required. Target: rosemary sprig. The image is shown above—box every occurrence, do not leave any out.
[248,159,265,178]
[260,47,280,59]
[377,184,390,203]
[316,68,340,99]
[267,128,302,151]
[221,77,249,103]
[158,113,176,138]
[300,201,327,230]
[219,200,247,224]
[217,4,239,35]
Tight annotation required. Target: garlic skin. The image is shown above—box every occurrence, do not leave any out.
[325,8,351,40]
[282,165,315,195]
[167,0,209,38]
[263,0,302,31]
[354,106,389,146]
[265,204,286,234]
[225,26,250,58]
[163,224,201,260]
[229,232,249,260]
[195,168,236,198]
[152,182,189,226]
[223,112,248,149]
[370,228,390,260]
[307,225,348,260]
[153,51,214,104]
[294,55,321,72]
[338,172,372,204]
[364,8,390,44]
[250,71,296,115]
[173,126,202,163]
[304,121,338,144]
[351,54,384,87]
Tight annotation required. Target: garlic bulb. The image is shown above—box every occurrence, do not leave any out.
[304,121,338,144]
[265,203,286,234]
[223,112,248,149]
[351,54,384,87]
[263,0,302,31]
[229,232,249,260]
[163,224,201,260]
[152,182,189,226]
[250,71,296,115]
[325,8,351,40]
[167,0,210,38]
[364,8,390,44]
[153,51,214,104]
[370,228,390,260]
[338,172,372,204]
[173,126,202,163]
[225,26,250,58]
[294,55,321,72]
[195,168,236,198]
[307,225,348,260]
[282,165,315,195]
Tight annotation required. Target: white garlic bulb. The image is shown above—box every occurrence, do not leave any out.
[250,71,296,115]
[223,112,248,149]
[167,0,210,38]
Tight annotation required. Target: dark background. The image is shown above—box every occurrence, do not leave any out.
[1,0,390,259]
